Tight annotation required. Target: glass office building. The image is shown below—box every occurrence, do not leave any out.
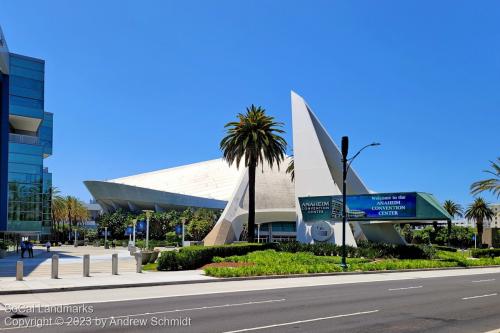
[0,26,53,238]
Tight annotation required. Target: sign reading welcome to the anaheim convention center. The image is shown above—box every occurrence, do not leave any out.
[299,192,417,222]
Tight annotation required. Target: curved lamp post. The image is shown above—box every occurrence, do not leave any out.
[340,137,380,269]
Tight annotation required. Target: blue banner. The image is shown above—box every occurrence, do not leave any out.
[124,226,133,236]
[175,224,183,235]
[136,220,146,234]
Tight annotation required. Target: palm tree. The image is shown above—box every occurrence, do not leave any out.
[465,198,494,245]
[443,200,463,245]
[50,187,66,241]
[220,105,287,242]
[470,157,500,198]
[286,155,294,182]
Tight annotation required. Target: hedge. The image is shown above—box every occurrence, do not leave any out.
[274,241,435,260]
[157,243,273,271]
[471,248,500,258]
[157,241,437,271]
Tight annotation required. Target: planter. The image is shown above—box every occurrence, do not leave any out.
[0,249,6,259]
[141,251,153,265]
[149,249,160,263]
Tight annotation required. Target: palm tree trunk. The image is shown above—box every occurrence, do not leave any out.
[477,218,483,246]
[248,162,256,243]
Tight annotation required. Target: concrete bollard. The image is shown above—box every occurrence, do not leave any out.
[135,252,142,273]
[16,261,23,281]
[112,253,118,275]
[83,254,90,277]
[51,255,59,279]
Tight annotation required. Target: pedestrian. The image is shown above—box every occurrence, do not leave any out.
[45,241,51,252]
[27,241,33,258]
[20,240,26,258]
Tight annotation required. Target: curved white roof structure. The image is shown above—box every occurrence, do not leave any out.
[108,158,242,201]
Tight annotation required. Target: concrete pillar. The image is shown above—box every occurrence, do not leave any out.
[135,252,142,273]
[16,261,23,281]
[51,255,59,279]
[112,253,118,275]
[83,254,90,277]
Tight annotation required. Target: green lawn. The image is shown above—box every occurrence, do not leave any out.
[203,249,500,277]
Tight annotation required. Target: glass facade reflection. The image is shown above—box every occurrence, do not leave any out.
[0,42,53,236]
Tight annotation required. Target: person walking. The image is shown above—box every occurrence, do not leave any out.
[45,241,51,252]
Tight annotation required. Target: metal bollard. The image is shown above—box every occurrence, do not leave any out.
[83,254,90,277]
[51,255,59,279]
[16,261,23,281]
[112,253,118,275]
[135,252,142,273]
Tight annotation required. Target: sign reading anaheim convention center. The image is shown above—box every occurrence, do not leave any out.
[299,192,424,222]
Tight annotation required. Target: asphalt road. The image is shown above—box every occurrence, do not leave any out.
[0,272,499,333]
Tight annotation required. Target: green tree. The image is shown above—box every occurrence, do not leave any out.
[465,198,494,245]
[470,157,500,198]
[220,105,286,242]
[443,200,464,245]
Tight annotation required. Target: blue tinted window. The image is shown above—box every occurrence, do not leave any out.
[10,65,44,81]
[9,55,44,72]
[10,95,44,109]
[11,76,43,90]
[8,162,42,175]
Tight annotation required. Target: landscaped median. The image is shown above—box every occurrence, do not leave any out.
[204,250,500,277]
[152,242,500,278]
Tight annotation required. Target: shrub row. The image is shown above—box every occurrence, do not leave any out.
[157,243,273,271]
[471,248,500,258]
[274,241,435,260]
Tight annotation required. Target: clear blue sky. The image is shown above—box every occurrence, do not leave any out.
[1,1,499,208]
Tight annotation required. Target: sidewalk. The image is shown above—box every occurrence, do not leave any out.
[0,269,214,295]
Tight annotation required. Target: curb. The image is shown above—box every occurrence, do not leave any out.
[1,265,499,296]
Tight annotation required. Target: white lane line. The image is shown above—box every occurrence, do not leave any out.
[388,286,422,291]
[481,329,500,333]
[462,293,497,300]
[222,310,380,333]
[472,279,496,283]
[0,298,286,331]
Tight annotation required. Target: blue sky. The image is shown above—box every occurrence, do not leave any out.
[1,1,499,208]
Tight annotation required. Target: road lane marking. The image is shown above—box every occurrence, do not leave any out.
[0,298,286,331]
[388,286,422,291]
[472,279,496,283]
[222,310,380,333]
[462,293,497,300]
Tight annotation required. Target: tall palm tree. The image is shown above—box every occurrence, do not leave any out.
[443,200,463,245]
[470,157,500,198]
[220,105,287,242]
[465,198,494,245]
[50,187,66,241]
[286,155,294,182]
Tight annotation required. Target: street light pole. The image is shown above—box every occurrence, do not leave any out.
[340,136,380,270]
[132,219,137,246]
[143,210,154,250]
[182,218,185,247]
[340,137,349,270]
